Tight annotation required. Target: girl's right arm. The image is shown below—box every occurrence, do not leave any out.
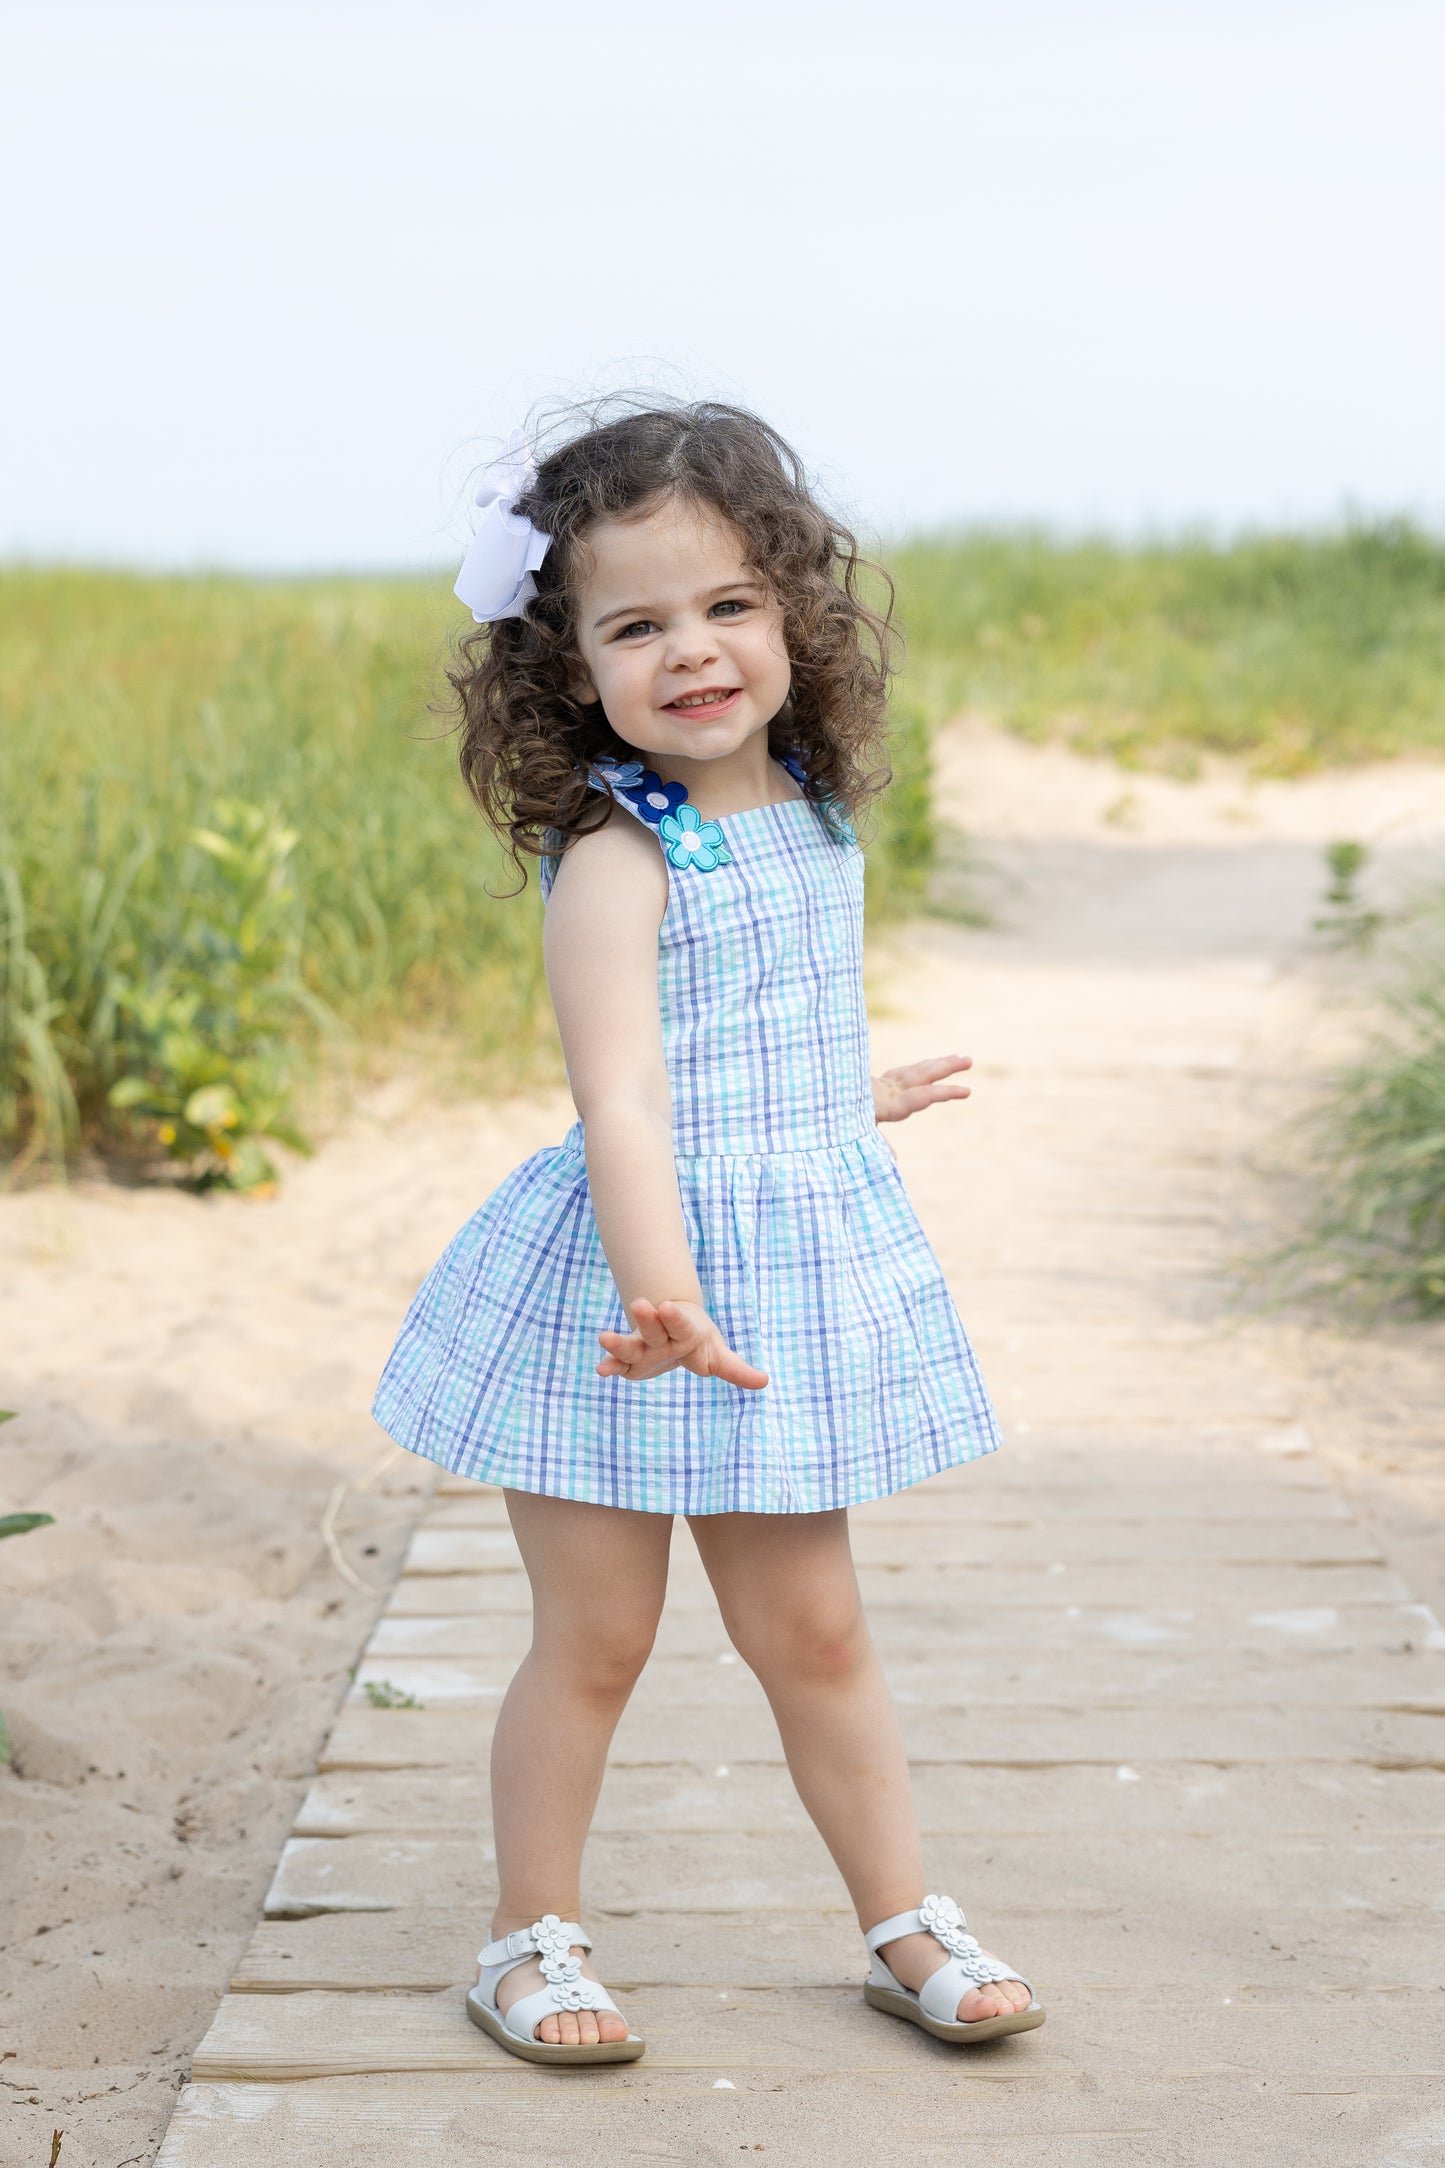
[544,817,766,1390]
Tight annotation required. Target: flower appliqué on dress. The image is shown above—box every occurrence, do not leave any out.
[587,757,733,873]
[918,1893,1002,1985]
[659,801,731,871]
[588,758,688,828]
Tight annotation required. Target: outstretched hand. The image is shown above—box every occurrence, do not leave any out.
[872,1053,973,1124]
[597,1298,768,1389]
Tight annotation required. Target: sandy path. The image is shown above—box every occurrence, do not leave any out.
[0,1099,567,2164]
[5,721,1445,2166]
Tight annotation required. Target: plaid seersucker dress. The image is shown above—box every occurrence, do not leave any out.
[370,759,1000,1513]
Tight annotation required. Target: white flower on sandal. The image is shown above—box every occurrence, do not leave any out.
[918,1893,1004,1986]
[530,1914,605,2009]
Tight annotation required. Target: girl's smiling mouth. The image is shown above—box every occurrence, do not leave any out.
[664,686,742,714]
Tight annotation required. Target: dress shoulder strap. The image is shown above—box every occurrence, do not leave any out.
[581,756,740,875]
[540,749,815,897]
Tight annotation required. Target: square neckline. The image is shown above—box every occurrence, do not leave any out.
[707,789,811,827]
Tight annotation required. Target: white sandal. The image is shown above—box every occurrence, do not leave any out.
[466,1914,645,2066]
[864,1893,1045,2044]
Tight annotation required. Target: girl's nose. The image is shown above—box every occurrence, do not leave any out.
[665,618,720,672]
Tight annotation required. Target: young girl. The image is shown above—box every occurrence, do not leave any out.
[373,402,1042,2065]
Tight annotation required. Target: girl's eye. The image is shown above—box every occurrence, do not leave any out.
[614,620,657,641]
[710,599,750,618]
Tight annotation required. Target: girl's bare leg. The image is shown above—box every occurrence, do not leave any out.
[687,1508,1030,2023]
[489,1491,673,2046]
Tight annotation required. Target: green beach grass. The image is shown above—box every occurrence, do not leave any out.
[1286,904,1445,1317]
[891,521,1445,772]
[0,568,930,1178]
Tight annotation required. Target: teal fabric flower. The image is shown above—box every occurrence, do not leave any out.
[658,801,732,872]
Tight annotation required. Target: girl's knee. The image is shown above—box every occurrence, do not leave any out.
[727,1596,868,1686]
[532,1607,659,1700]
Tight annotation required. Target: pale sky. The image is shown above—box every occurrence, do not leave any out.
[3,0,1442,569]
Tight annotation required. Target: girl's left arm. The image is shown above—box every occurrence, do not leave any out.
[873,1052,973,1123]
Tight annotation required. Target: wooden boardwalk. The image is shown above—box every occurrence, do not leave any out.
[155,746,1445,2165]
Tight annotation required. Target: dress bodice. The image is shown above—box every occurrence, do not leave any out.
[542,763,872,1155]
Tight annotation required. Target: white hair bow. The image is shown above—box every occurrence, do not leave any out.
[454,431,551,623]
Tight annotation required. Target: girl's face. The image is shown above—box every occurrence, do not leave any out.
[570,496,791,772]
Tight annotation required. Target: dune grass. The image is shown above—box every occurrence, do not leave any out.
[892,521,1445,773]
[1286,900,1445,1316]
[0,568,932,1178]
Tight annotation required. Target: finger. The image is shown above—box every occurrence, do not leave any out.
[712,1346,769,1390]
[597,1329,646,1357]
[894,1053,972,1086]
[652,1299,704,1344]
[626,1300,673,1349]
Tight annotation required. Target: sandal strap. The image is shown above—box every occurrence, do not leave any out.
[864,1906,926,1954]
[865,1892,1033,2004]
[500,1978,622,2045]
[917,1951,1033,2022]
[477,1913,590,1970]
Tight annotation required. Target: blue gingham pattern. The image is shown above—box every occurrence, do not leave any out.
[372,779,1000,1513]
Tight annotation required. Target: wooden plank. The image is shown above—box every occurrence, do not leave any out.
[402,1528,519,1575]
[293,1771,487,1837]
[389,1558,1411,1609]
[368,1598,1445,1661]
[348,1644,1445,1714]
[403,1520,1381,1575]
[289,1759,1445,1841]
[424,1481,1351,1531]
[233,1899,1445,1996]
[345,1643,1445,1719]
[153,2072,1445,2168]
[382,1559,1421,1617]
[190,1983,1445,2082]
[261,1826,1445,1924]
[383,1573,532,1617]
[320,1698,1445,1772]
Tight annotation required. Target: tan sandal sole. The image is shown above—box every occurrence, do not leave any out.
[466,1988,646,2065]
[865,1982,1046,2044]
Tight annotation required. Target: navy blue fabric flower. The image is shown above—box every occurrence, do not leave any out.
[589,758,689,828]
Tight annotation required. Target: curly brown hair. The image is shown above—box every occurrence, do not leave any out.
[449,399,898,881]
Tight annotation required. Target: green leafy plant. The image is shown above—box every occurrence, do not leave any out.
[362,1678,420,1709]
[106,801,317,1190]
[1313,839,1384,949]
[0,1511,54,1540]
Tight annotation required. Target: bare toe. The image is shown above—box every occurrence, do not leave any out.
[489,1935,634,2050]
[958,1979,1026,2022]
